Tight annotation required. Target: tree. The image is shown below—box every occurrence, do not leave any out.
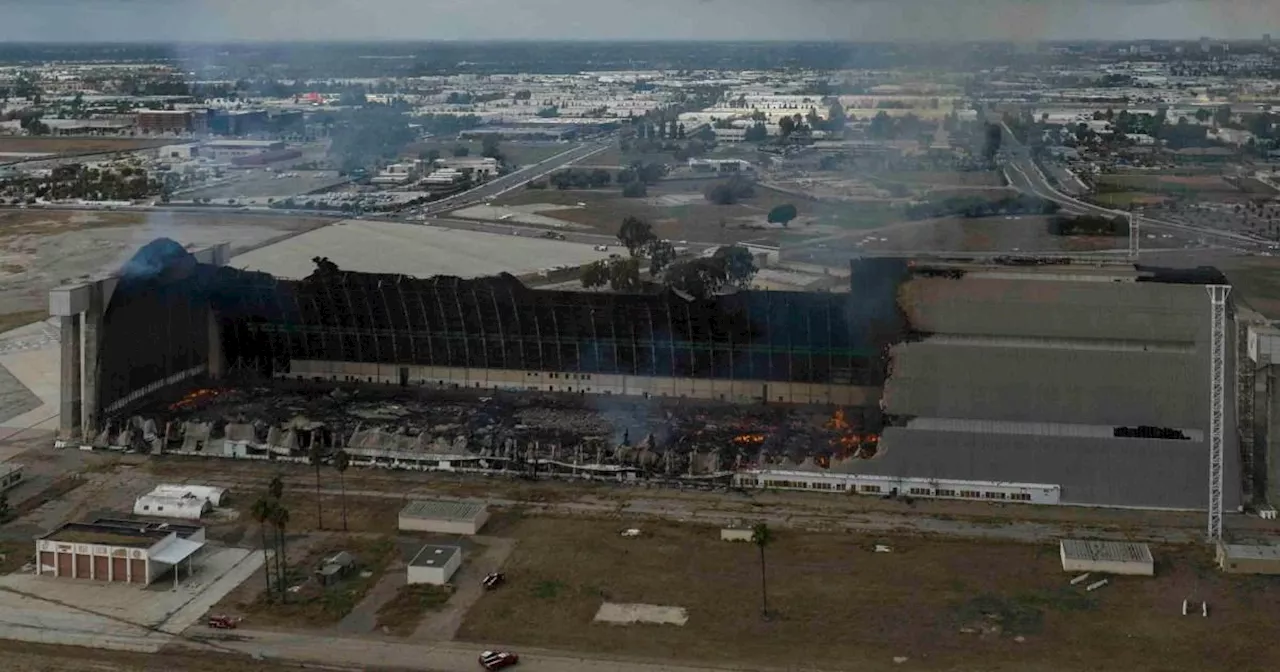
[333,449,350,532]
[826,100,846,132]
[767,204,798,227]
[715,246,758,287]
[751,522,773,618]
[676,122,687,140]
[270,504,292,603]
[982,123,1003,163]
[778,115,796,139]
[250,496,277,599]
[580,260,609,288]
[617,216,656,256]
[481,135,503,162]
[648,240,677,274]
[621,182,647,198]
[0,491,9,522]
[606,257,643,291]
[452,145,470,157]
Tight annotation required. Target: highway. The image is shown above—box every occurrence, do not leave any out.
[419,140,613,216]
[997,122,1274,253]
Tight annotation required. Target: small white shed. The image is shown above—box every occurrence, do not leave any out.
[134,493,210,520]
[1060,539,1154,576]
[407,544,462,586]
[399,500,489,535]
[151,484,229,507]
[721,528,754,542]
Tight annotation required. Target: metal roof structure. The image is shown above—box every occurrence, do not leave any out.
[1060,539,1154,565]
[852,428,1240,510]
[400,499,487,523]
[149,536,204,565]
[875,272,1234,510]
[886,340,1202,427]
[409,544,461,568]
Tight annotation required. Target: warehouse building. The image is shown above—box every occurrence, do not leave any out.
[407,544,462,586]
[36,518,205,587]
[52,242,1251,513]
[737,261,1238,511]
[398,500,489,536]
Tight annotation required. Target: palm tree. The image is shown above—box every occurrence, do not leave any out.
[270,504,291,603]
[249,496,277,600]
[751,522,773,619]
[333,449,351,532]
[309,440,324,530]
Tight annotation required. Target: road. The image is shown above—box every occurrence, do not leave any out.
[418,141,613,217]
[186,629,770,672]
[997,122,1274,253]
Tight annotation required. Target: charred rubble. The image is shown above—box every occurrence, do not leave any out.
[97,385,884,481]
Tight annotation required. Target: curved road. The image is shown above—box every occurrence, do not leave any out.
[997,123,1273,253]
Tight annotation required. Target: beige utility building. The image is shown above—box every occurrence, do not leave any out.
[406,544,462,586]
[398,500,489,535]
[1217,543,1280,575]
[36,518,205,586]
[1059,539,1154,576]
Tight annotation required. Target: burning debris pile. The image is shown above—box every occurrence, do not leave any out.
[95,385,882,480]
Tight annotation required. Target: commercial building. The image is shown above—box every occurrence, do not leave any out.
[136,110,193,135]
[201,140,286,162]
[1059,540,1155,576]
[1216,543,1280,575]
[36,518,205,587]
[398,500,489,536]
[406,544,462,586]
[0,463,23,493]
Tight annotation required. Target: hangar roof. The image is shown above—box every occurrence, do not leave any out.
[839,427,1239,510]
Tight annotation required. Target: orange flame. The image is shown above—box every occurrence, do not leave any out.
[733,434,766,445]
[169,388,221,411]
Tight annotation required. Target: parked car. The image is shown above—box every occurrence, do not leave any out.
[479,650,519,670]
[481,572,506,590]
[207,615,240,629]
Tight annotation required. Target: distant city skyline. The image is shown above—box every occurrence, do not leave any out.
[0,0,1277,43]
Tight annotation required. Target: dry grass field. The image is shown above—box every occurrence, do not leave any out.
[0,137,177,156]
[459,516,1280,672]
[496,181,873,244]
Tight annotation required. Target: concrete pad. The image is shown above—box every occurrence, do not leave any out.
[0,588,171,653]
[593,602,689,626]
[0,546,253,630]
[231,220,612,280]
[0,318,61,437]
[453,204,589,229]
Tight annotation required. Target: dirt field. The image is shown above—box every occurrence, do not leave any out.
[402,140,571,167]
[876,171,1006,187]
[1096,173,1239,195]
[0,209,327,319]
[459,516,1280,672]
[496,181,864,244]
[0,137,177,156]
[3,641,300,672]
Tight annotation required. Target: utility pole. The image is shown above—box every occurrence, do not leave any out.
[1206,284,1231,542]
[1129,211,1140,261]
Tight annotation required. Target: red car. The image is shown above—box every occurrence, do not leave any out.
[479,650,519,670]
[207,615,240,629]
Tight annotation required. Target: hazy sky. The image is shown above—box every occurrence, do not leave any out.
[0,0,1277,42]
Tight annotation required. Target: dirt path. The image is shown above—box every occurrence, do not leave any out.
[413,536,516,641]
[336,563,406,635]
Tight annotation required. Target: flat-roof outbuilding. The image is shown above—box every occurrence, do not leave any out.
[1060,539,1154,576]
[406,544,462,586]
[399,500,489,536]
[1217,543,1280,575]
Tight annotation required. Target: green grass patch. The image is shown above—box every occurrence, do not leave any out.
[952,588,1098,637]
